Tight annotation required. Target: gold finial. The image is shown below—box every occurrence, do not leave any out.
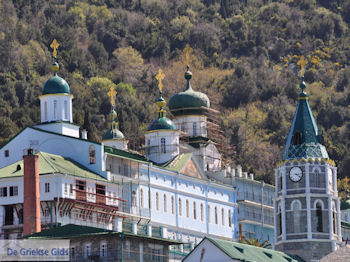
[297,55,308,75]
[183,44,193,66]
[155,69,165,92]
[50,39,60,58]
[107,87,117,107]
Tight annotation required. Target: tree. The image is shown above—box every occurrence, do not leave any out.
[239,237,272,249]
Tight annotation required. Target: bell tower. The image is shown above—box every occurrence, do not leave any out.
[274,78,341,261]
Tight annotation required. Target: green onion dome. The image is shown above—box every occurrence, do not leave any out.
[42,74,70,95]
[147,92,177,132]
[168,66,210,117]
[341,199,350,211]
[147,117,177,131]
[102,127,125,140]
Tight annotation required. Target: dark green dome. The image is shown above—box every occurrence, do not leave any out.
[147,117,176,131]
[102,128,125,140]
[43,74,70,95]
[168,67,210,117]
[341,199,350,211]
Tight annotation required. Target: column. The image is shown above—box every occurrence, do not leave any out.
[281,198,286,241]
[146,224,152,237]
[114,218,123,232]
[132,221,138,235]
[328,196,332,239]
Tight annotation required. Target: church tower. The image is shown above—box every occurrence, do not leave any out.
[36,39,79,138]
[274,78,341,261]
[101,87,128,150]
[145,69,179,164]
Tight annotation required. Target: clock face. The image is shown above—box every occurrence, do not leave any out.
[289,167,303,182]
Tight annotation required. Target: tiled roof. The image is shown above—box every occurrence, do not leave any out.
[0,152,107,182]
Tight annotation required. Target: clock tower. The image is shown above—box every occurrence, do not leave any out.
[274,78,341,261]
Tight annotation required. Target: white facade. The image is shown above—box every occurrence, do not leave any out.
[173,115,207,137]
[102,139,128,150]
[39,94,73,123]
[145,130,180,164]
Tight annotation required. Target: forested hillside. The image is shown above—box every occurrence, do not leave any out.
[1,0,350,189]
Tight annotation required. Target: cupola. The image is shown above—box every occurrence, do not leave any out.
[145,69,179,164]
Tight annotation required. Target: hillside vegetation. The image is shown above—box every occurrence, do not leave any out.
[1,0,350,189]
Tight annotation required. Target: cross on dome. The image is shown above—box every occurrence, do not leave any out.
[107,87,117,107]
[50,39,60,58]
[155,69,165,92]
[183,44,193,66]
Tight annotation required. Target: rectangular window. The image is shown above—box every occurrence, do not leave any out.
[100,243,107,257]
[45,183,50,193]
[64,100,68,120]
[70,184,73,194]
[9,186,18,196]
[151,249,161,262]
[64,183,68,194]
[4,150,9,157]
[84,244,91,259]
[44,101,47,121]
[70,247,75,260]
[0,187,7,197]
[53,100,57,119]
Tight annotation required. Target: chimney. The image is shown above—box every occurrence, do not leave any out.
[237,165,242,178]
[243,172,248,179]
[81,129,88,140]
[250,173,254,180]
[23,149,41,236]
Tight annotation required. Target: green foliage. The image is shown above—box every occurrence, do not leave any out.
[1,0,350,183]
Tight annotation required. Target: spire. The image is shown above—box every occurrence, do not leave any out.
[282,77,329,160]
[155,69,167,118]
[107,86,119,132]
[50,39,60,76]
[184,65,193,91]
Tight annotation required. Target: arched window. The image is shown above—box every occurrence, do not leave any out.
[179,198,182,216]
[132,190,137,208]
[64,100,68,120]
[293,132,302,145]
[171,196,175,214]
[164,194,167,212]
[228,210,232,227]
[208,205,211,223]
[161,138,166,153]
[222,208,225,226]
[89,145,96,164]
[292,200,301,233]
[332,202,337,234]
[147,140,150,155]
[193,122,197,136]
[156,192,159,211]
[193,202,197,220]
[215,207,218,224]
[44,101,48,121]
[316,202,323,232]
[252,189,255,200]
[278,204,282,236]
[186,200,189,217]
[245,188,249,198]
[315,170,320,187]
[200,203,204,221]
[140,189,144,208]
[53,100,58,119]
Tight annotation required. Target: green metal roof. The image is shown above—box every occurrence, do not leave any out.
[102,127,125,140]
[104,146,148,163]
[26,224,182,244]
[42,74,70,95]
[185,237,304,262]
[0,152,107,182]
[341,221,350,230]
[282,81,329,160]
[168,67,210,116]
[163,153,192,172]
[147,117,177,131]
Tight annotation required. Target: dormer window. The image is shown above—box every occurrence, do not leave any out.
[293,132,302,145]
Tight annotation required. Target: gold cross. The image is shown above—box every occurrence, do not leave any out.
[107,87,117,107]
[155,69,165,92]
[297,55,308,75]
[50,39,60,57]
[183,44,193,65]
